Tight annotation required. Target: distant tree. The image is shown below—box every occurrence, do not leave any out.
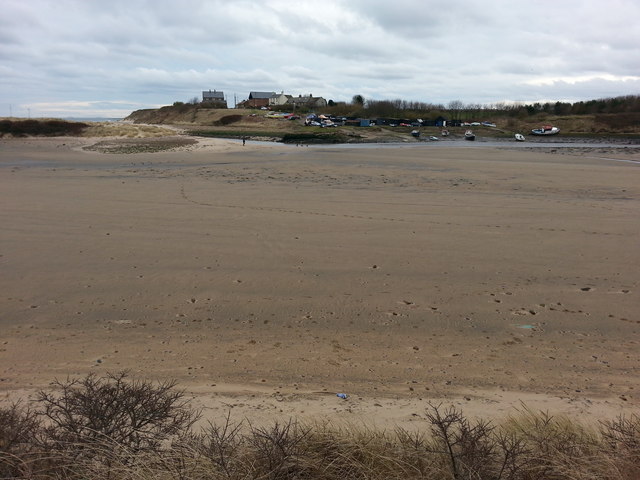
[553,101,571,115]
[447,100,465,119]
[328,99,336,107]
[366,99,398,117]
[188,96,200,105]
[352,94,365,106]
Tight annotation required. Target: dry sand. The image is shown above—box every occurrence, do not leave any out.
[1,135,639,429]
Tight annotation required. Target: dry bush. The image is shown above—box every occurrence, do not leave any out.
[36,372,200,462]
[599,414,640,479]
[0,401,45,479]
[424,402,532,480]
[244,419,312,479]
[169,412,247,479]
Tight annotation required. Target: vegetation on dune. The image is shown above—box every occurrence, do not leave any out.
[0,119,178,139]
[0,119,88,137]
[82,122,177,138]
[213,114,243,126]
[1,372,639,480]
[83,137,197,154]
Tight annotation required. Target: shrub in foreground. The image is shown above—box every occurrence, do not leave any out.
[0,401,42,478]
[36,371,200,451]
[0,373,638,480]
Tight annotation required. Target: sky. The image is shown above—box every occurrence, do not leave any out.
[2,0,639,119]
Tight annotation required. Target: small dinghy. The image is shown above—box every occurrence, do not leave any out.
[531,125,560,135]
[411,130,420,138]
[464,130,475,141]
[515,133,525,142]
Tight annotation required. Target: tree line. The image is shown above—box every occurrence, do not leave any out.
[321,94,640,120]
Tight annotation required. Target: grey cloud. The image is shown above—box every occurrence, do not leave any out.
[1,0,638,117]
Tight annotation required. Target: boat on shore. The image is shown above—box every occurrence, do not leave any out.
[531,125,560,136]
[464,130,475,141]
[441,129,449,137]
[515,133,525,142]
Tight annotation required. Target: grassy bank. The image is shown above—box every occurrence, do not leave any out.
[189,129,351,144]
[2,373,638,480]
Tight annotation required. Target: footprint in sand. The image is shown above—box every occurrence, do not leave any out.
[397,300,415,306]
[511,308,537,316]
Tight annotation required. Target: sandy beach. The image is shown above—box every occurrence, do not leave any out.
[1,135,638,428]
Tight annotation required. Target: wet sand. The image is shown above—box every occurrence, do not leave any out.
[1,136,639,427]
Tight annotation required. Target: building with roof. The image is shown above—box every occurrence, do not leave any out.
[236,91,328,110]
[241,91,276,108]
[269,91,292,106]
[286,94,327,109]
[202,89,227,107]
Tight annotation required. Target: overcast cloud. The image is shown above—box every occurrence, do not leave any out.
[2,0,639,118]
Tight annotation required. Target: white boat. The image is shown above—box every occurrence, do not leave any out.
[411,130,420,138]
[441,129,449,137]
[531,125,560,136]
[429,136,439,141]
[515,133,525,142]
[464,130,475,141]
